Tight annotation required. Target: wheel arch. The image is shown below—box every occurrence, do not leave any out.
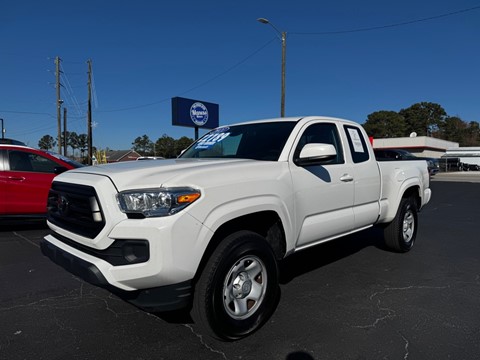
[381,182,422,223]
[402,185,421,209]
[193,211,286,283]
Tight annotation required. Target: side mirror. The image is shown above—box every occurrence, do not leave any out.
[54,166,68,175]
[295,143,337,166]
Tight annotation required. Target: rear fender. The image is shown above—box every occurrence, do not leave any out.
[379,178,423,224]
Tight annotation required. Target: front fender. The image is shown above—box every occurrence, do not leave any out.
[200,195,295,252]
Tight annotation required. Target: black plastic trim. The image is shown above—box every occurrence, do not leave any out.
[50,231,149,266]
[40,238,192,312]
[47,181,106,239]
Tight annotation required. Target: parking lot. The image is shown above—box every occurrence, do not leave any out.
[1,177,479,360]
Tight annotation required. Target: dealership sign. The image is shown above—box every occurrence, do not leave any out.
[172,97,219,129]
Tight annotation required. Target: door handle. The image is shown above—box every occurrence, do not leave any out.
[8,176,26,181]
[340,174,354,182]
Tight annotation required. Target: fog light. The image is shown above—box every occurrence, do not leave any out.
[120,240,149,264]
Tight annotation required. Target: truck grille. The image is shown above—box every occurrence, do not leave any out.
[47,181,106,239]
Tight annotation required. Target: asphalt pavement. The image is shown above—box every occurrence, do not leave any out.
[0,177,479,360]
[431,171,480,183]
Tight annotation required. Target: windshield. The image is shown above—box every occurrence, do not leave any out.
[179,121,297,161]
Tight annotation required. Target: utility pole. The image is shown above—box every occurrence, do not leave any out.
[257,18,287,117]
[87,59,93,165]
[55,56,63,154]
[280,31,286,118]
[63,107,67,156]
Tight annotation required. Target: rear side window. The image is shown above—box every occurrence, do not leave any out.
[344,125,370,163]
[8,150,59,173]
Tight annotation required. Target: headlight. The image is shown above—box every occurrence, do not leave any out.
[116,187,201,218]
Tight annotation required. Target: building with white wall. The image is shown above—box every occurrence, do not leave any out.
[372,136,459,158]
[443,147,480,168]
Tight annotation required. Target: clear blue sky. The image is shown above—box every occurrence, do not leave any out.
[1,0,479,150]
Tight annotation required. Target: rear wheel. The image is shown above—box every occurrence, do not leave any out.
[191,231,279,340]
[384,197,418,252]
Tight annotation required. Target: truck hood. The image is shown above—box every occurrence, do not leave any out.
[63,158,271,191]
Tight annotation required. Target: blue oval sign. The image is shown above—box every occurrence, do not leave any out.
[190,102,209,126]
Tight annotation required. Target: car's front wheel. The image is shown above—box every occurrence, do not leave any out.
[191,231,279,340]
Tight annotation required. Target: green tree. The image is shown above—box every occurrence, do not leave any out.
[175,136,194,156]
[399,102,447,136]
[363,111,407,138]
[464,121,480,146]
[155,134,176,158]
[68,131,79,157]
[132,135,153,156]
[58,131,76,156]
[78,134,88,160]
[38,135,56,150]
[439,116,466,144]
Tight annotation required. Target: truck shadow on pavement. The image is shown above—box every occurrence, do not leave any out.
[279,227,385,284]
[157,227,386,326]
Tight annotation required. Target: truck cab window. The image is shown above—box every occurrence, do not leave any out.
[343,125,370,163]
[294,123,344,164]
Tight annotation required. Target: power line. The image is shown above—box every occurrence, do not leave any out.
[91,70,99,109]
[60,63,84,117]
[176,37,277,96]
[291,5,480,35]
[8,123,57,137]
[86,5,480,113]
[0,110,56,117]
[97,97,169,113]
[97,37,277,113]
[5,5,479,121]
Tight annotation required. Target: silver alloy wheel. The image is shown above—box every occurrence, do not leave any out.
[402,206,415,242]
[223,255,267,320]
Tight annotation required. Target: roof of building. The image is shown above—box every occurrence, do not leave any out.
[372,136,459,151]
[444,147,480,157]
[106,150,141,162]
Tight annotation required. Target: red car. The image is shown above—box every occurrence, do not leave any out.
[0,144,83,218]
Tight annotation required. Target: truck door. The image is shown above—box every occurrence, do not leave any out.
[342,124,381,228]
[289,121,355,247]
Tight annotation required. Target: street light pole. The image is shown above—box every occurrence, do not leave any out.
[257,18,286,117]
[0,118,4,139]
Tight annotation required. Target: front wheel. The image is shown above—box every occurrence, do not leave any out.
[383,197,418,253]
[191,231,279,340]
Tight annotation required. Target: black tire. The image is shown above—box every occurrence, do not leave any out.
[383,197,418,253]
[191,231,279,340]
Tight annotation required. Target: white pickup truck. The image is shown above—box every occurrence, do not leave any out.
[41,116,431,340]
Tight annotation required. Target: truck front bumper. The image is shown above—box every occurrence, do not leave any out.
[40,238,192,312]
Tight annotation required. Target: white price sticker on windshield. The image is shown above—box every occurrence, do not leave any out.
[195,129,230,150]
